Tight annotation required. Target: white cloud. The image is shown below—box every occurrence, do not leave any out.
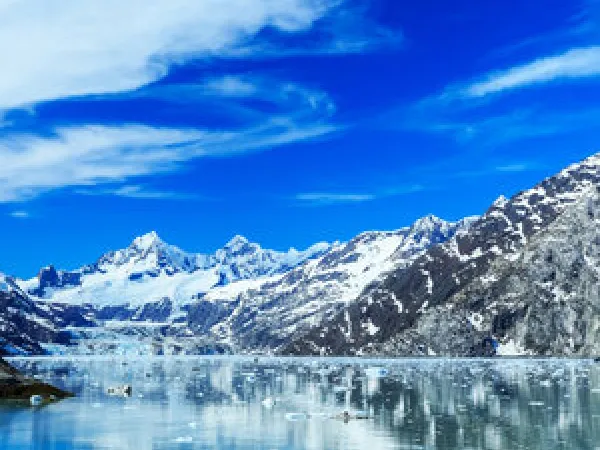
[295,192,376,205]
[0,0,340,110]
[294,185,423,206]
[407,104,600,148]
[495,163,531,173]
[9,211,29,219]
[75,185,201,201]
[202,76,260,98]
[466,46,600,97]
[0,120,338,203]
[121,75,338,119]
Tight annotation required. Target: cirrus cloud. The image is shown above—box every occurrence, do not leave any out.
[0,0,342,110]
[465,46,600,97]
[0,119,338,203]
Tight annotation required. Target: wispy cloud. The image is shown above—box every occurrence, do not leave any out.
[202,76,260,98]
[294,184,424,206]
[0,0,396,112]
[75,185,202,201]
[0,120,338,203]
[0,2,401,204]
[465,46,600,97]
[406,104,600,148]
[452,162,544,179]
[9,211,29,219]
[102,75,338,122]
[295,192,376,205]
[495,163,532,173]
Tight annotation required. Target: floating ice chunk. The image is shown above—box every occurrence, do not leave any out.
[354,410,369,419]
[333,386,350,393]
[285,412,307,421]
[30,395,43,406]
[107,385,132,397]
[173,436,193,443]
[365,367,389,378]
[241,372,256,383]
[261,397,275,408]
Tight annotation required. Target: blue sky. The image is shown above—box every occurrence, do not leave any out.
[1,0,600,277]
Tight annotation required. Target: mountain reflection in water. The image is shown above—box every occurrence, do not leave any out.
[0,357,598,449]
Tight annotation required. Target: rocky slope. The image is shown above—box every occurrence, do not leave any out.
[283,153,600,356]
[378,186,600,357]
[0,356,71,400]
[12,216,470,355]
[25,232,331,309]
[201,215,475,352]
[0,273,69,355]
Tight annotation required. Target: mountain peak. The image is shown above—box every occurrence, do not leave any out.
[414,214,443,224]
[131,231,164,250]
[492,195,508,208]
[411,214,447,231]
[224,235,251,251]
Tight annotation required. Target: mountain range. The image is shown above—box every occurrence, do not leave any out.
[1,153,599,357]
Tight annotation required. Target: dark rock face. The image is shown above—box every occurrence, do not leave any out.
[201,216,473,353]
[132,298,173,322]
[0,357,72,400]
[184,301,233,335]
[31,266,82,297]
[0,279,69,355]
[1,215,473,355]
[283,153,600,356]
[377,189,600,357]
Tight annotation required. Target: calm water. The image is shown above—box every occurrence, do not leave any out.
[0,357,599,449]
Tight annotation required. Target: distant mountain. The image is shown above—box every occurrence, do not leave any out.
[378,185,600,357]
[282,153,600,356]
[0,273,68,355]
[12,216,470,355]
[199,215,475,352]
[10,153,600,357]
[24,232,331,308]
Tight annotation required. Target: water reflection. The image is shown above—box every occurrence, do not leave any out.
[0,357,598,449]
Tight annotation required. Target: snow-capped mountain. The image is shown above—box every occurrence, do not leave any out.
[12,215,470,355]
[24,232,331,309]
[0,273,68,355]
[282,153,600,356]
[197,215,475,352]
[10,153,600,357]
[379,185,600,357]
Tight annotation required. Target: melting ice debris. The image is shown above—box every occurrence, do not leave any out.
[261,397,275,408]
[243,373,256,383]
[528,401,545,406]
[365,367,389,378]
[107,385,132,397]
[285,412,307,422]
[354,410,369,419]
[29,395,43,406]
